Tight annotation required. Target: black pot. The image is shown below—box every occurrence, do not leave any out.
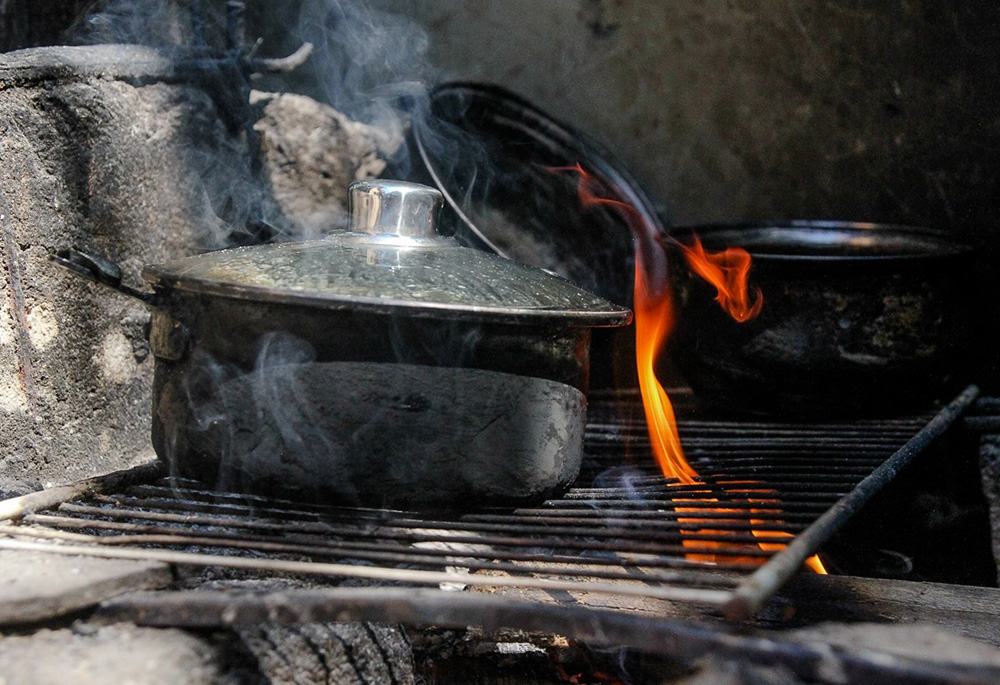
[668,222,973,417]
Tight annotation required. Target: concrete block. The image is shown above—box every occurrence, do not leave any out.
[0,548,171,625]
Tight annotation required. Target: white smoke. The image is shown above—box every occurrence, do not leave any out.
[69,0,442,245]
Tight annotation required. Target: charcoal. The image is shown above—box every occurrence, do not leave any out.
[238,623,415,685]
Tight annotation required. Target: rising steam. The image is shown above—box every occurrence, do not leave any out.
[69,0,439,246]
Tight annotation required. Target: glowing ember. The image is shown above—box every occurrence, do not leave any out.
[553,162,825,574]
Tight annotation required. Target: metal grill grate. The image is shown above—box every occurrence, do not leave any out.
[0,385,978,620]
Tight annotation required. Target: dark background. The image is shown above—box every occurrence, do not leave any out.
[5,0,999,382]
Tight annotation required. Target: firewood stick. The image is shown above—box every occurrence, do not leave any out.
[0,460,164,521]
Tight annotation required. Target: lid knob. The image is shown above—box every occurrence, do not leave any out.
[348,180,443,239]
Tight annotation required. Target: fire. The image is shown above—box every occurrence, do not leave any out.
[676,235,763,323]
[633,256,697,484]
[553,163,825,574]
[750,500,829,574]
[551,163,693,483]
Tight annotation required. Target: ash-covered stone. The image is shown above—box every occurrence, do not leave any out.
[251,91,402,236]
[0,549,171,625]
[0,624,230,685]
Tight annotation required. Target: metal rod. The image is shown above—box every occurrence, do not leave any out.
[589,416,930,429]
[478,509,818,523]
[22,514,749,581]
[973,397,1000,412]
[723,384,980,621]
[962,416,1000,432]
[104,490,816,524]
[0,537,733,606]
[11,509,773,568]
[16,516,744,586]
[548,499,832,511]
[50,502,784,550]
[568,490,846,501]
[92,497,809,531]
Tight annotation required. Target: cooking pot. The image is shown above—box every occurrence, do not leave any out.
[56,180,631,507]
[668,221,973,417]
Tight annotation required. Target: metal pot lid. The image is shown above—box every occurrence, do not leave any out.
[143,180,632,327]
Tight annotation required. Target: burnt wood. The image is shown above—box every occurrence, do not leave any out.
[97,587,1000,685]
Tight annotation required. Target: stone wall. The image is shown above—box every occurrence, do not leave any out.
[0,45,388,487]
[0,46,243,486]
[252,0,1000,244]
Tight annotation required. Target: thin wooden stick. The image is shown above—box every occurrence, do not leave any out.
[99,587,1000,685]
[0,461,165,522]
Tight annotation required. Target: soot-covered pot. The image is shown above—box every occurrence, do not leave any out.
[59,180,631,508]
[668,221,972,417]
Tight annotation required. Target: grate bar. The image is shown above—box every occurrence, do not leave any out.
[84,496,812,532]
[0,537,735,606]
[19,514,742,585]
[51,502,798,549]
[0,385,974,622]
[723,384,980,620]
[469,510,819,524]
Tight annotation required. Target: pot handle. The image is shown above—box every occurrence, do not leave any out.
[52,247,159,306]
[53,247,191,361]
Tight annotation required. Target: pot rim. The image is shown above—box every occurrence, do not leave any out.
[670,220,971,263]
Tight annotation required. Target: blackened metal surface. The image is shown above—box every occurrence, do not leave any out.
[185,362,586,507]
[669,222,974,417]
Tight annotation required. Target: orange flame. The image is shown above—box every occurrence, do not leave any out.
[676,235,763,322]
[551,164,693,484]
[750,500,829,574]
[552,163,824,573]
[634,268,697,484]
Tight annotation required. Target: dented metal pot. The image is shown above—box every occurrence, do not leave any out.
[668,221,973,417]
[57,180,631,508]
